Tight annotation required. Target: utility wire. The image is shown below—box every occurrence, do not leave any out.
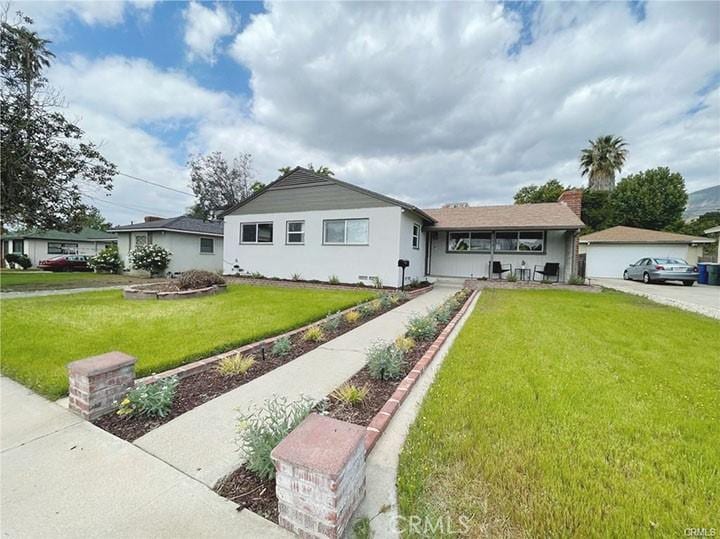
[81,192,165,215]
[116,171,194,197]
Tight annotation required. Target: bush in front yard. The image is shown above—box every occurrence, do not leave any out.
[405,313,438,341]
[177,269,225,290]
[367,341,406,380]
[116,376,178,418]
[88,244,123,273]
[236,395,315,480]
[127,244,172,274]
[5,253,32,270]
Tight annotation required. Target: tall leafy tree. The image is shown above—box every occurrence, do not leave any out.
[611,167,687,230]
[188,151,254,218]
[580,190,613,233]
[70,206,112,231]
[0,12,116,231]
[514,179,568,204]
[278,163,334,177]
[580,135,628,191]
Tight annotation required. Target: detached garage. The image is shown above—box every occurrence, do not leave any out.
[579,226,713,279]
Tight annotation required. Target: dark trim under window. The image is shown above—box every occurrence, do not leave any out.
[48,241,78,254]
[241,222,273,244]
[412,224,420,250]
[200,237,214,254]
[286,221,305,245]
[323,218,369,245]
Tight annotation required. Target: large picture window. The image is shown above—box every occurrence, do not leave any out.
[200,237,214,254]
[323,219,369,245]
[495,231,544,252]
[48,242,78,254]
[286,221,305,244]
[241,222,273,244]
[448,232,491,252]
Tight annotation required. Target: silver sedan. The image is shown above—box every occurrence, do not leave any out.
[623,257,699,286]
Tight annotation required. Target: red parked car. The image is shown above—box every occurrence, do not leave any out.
[38,255,91,272]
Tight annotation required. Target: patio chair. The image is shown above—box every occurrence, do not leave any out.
[533,262,560,282]
[489,261,512,280]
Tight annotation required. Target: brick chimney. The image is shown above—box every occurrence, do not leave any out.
[143,216,164,222]
[558,190,582,217]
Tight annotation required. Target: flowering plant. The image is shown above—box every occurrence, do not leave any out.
[116,376,178,418]
[127,243,171,274]
[88,244,123,274]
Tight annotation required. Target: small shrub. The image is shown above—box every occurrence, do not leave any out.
[216,353,255,376]
[332,383,369,407]
[394,336,416,353]
[355,281,366,287]
[405,313,438,341]
[378,293,394,309]
[237,395,314,480]
[367,341,406,380]
[5,253,32,270]
[127,243,171,274]
[506,272,518,283]
[567,275,585,285]
[303,326,325,342]
[88,244,123,273]
[178,269,225,290]
[391,291,408,304]
[271,336,292,356]
[250,271,264,279]
[323,312,342,332]
[357,302,375,318]
[370,276,383,289]
[291,273,302,281]
[328,274,340,285]
[344,310,360,324]
[116,376,178,418]
[431,304,453,325]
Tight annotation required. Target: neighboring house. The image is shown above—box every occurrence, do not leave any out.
[579,226,714,278]
[220,167,585,286]
[112,216,223,275]
[0,228,117,268]
[702,225,720,263]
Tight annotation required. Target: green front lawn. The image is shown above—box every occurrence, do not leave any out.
[0,270,149,292]
[1,284,375,399]
[397,290,719,537]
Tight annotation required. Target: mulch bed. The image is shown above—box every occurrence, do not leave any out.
[93,294,416,441]
[212,290,471,523]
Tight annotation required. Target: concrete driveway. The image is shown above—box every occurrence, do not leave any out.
[591,278,720,319]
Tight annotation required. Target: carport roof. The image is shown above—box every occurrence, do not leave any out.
[580,226,714,244]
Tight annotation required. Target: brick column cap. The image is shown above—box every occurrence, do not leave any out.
[271,414,365,476]
[68,351,137,376]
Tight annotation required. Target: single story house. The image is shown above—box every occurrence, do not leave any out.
[0,228,117,267]
[703,225,720,262]
[579,226,714,278]
[112,216,223,275]
[220,167,585,287]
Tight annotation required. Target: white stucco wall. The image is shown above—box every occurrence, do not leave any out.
[117,231,223,274]
[584,243,700,278]
[22,239,114,267]
[428,230,569,280]
[223,206,411,287]
[398,210,427,284]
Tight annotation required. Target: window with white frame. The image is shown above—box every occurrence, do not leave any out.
[134,234,147,248]
[323,219,369,245]
[286,221,305,244]
[48,242,78,254]
[447,232,491,252]
[495,231,544,252]
[241,222,273,244]
[200,237,214,254]
[412,224,420,249]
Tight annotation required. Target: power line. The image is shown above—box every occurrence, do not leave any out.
[116,171,194,197]
[82,192,166,215]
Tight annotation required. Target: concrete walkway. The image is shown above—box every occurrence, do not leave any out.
[592,278,720,319]
[1,285,126,299]
[135,286,458,488]
[352,291,481,538]
[0,377,291,538]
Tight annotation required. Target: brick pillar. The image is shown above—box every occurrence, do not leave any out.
[271,414,366,538]
[67,351,136,420]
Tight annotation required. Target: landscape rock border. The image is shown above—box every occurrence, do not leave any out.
[123,282,227,300]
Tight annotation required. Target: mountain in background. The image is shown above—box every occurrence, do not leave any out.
[685,185,720,220]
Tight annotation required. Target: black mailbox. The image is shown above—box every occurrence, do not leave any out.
[397,259,410,290]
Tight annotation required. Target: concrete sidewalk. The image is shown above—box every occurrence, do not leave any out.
[135,285,458,488]
[1,285,126,299]
[0,377,290,538]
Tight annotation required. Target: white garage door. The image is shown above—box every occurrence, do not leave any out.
[585,243,690,278]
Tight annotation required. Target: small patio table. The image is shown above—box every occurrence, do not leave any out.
[514,267,531,281]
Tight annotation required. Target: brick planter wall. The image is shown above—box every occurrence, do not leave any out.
[272,414,366,539]
[67,352,137,420]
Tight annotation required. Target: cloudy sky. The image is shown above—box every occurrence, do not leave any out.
[14,0,720,225]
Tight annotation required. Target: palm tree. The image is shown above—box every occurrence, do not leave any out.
[580,135,628,191]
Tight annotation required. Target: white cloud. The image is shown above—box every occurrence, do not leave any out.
[183,1,235,63]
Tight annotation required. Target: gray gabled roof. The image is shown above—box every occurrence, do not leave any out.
[1,227,117,242]
[111,216,223,236]
[219,167,437,224]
